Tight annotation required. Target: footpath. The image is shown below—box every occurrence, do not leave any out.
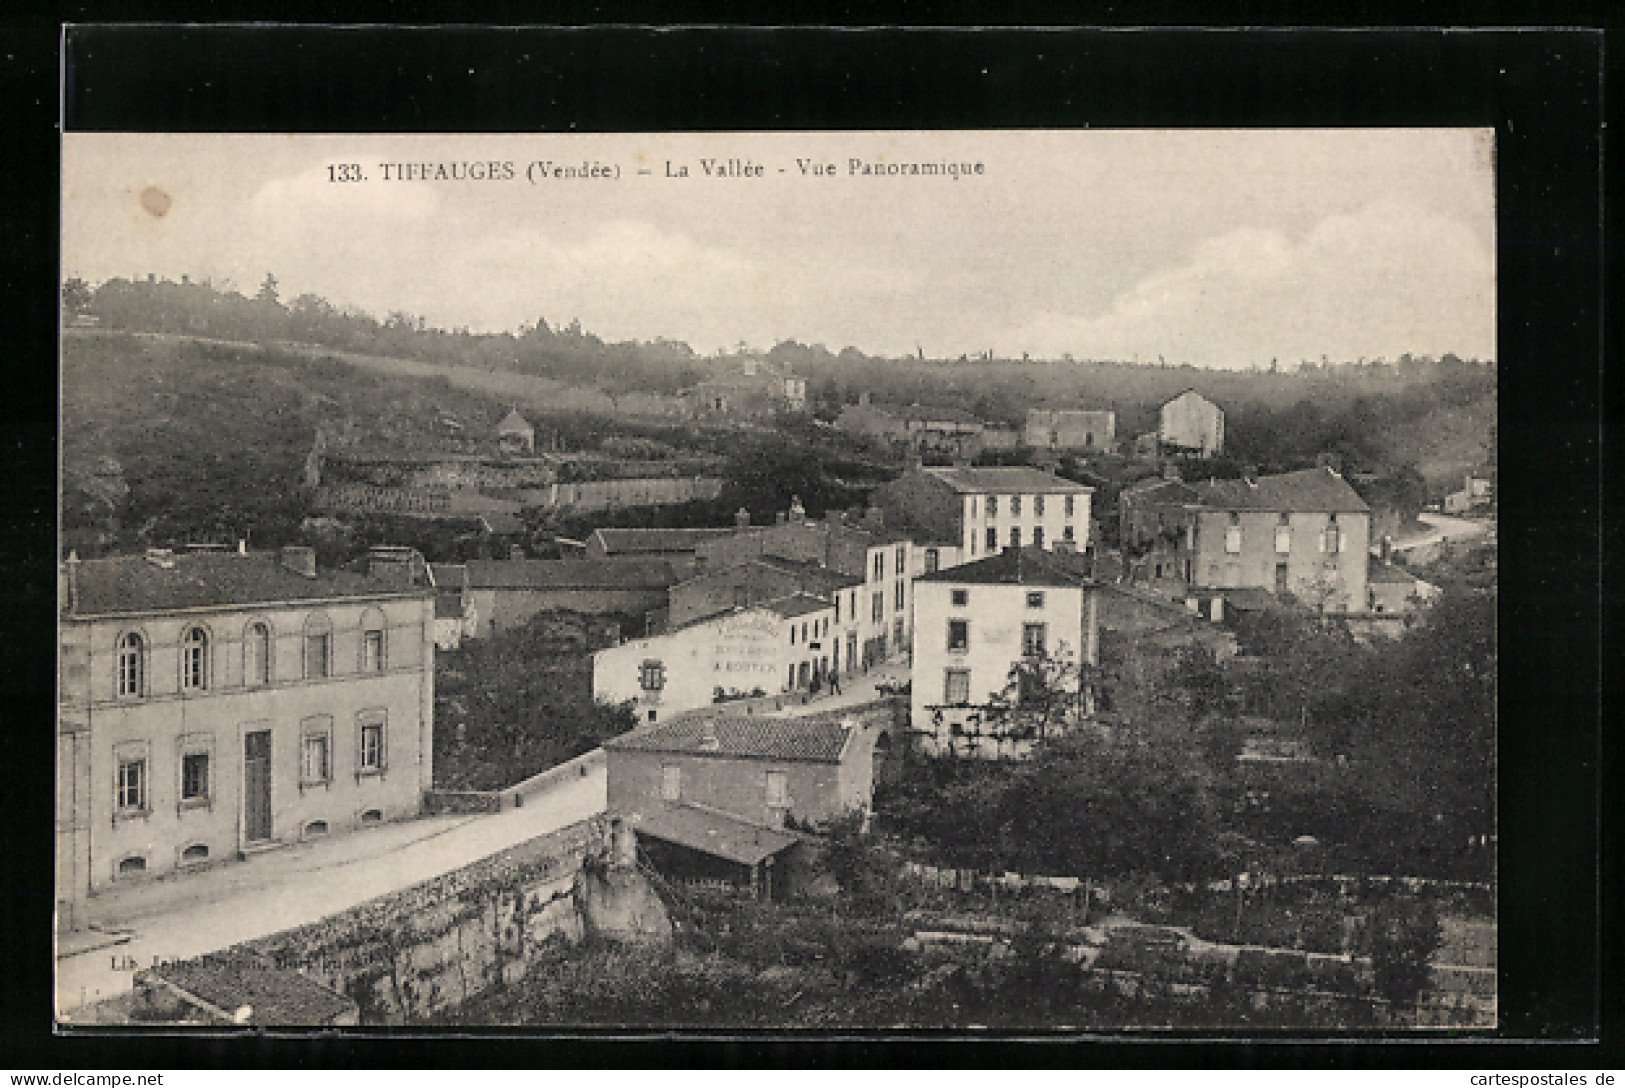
[55,756,606,1019]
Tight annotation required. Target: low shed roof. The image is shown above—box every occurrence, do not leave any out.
[632,805,801,867]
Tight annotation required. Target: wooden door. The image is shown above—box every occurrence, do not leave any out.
[243,730,272,843]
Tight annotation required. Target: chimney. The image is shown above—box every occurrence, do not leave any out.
[280,545,318,578]
[1381,535,1393,562]
[735,507,752,529]
[238,539,247,555]
[789,495,806,522]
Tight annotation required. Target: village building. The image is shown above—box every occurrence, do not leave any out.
[1442,470,1496,515]
[1158,389,1225,457]
[872,465,1094,573]
[56,547,436,929]
[910,548,1101,760]
[496,409,535,455]
[605,711,886,897]
[457,557,679,638]
[1366,558,1442,615]
[686,360,807,419]
[833,397,989,459]
[1119,470,1203,553]
[1170,466,1373,614]
[694,503,916,666]
[1024,408,1118,453]
[581,526,739,573]
[668,556,864,664]
[592,594,840,723]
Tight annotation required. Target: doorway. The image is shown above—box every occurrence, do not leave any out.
[243,729,272,843]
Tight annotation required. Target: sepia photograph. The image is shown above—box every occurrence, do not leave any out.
[57,127,1499,1032]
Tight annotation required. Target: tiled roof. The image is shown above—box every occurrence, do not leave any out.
[761,592,832,619]
[896,404,983,426]
[630,804,802,867]
[607,714,855,763]
[464,558,677,590]
[497,409,533,434]
[753,555,865,592]
[1121,478,1201,504]
[590,527,738,555]
[922,466,1093,495]
[1191,467,1370,514]
[142,953,357,1026]
[915,546,1097,588]
[65,552,427,618]
[428,563,467,588]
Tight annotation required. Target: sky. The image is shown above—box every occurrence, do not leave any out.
[62,130,1496,369]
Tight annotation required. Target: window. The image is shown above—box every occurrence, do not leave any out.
[181,752,210,803]
[894,580,905,612]
[970,498,978,518]
[766,771,788,808]
[301,727,331,785]
[1026,591,1046,609]
[1009,527,1022,548]
[1324,516,1343,554]
[896,547,906,575]
[362,629,385,672]
[986,496,998,517]
[872,592,884,624]
[1022,622,1048,658]
[790,625,796,645]
[181,843,210,864]
[662,764,682,802]
[924,548,939,574]
[116,756,147,814]
[944,668,971,705]
[1275,527,1292,554]
[117,855,147,877]
[947,619,969,652]
[1034,495,1045,517]
[1224,525,1242,554]
[1063,525,1075,542]
[116,632,145,698]
[1064,495,1075,517]
[244,622,271,686]
[986,527,998,552]
[1033,527,1045,549]
[640,660,666,691]
[951,588,969,607]
[1011,495,1022,516]
[180,626,209,691]
[834,596,841,624]
[873,552,884,580]
[359,719,385,774]
[304,615,333,679]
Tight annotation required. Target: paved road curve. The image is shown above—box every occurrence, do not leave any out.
[56,758,606,1019]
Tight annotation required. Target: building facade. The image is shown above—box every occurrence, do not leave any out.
[873,465,1094,573]
[1024,408,1118,453]
[910,548,1100,759]
[1177,467,1372,613]
[460,558,678,637]
[1158,389,1225,456]
[593,595,841,725]
[57,548,435,927]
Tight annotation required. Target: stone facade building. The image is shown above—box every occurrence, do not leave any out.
[1024,408,1117,453]
[873,465,1094,573]
[1158,389,1225,456]
[57,547,435,928]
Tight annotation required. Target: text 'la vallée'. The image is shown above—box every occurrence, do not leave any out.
[327,157,987,185]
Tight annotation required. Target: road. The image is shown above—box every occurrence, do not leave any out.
[1417,512,1493,542]
[56,758,606,1019]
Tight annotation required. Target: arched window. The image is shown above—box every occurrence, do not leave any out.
[180,843,210,865]
[116,631,145,698]
[244,621,272,686]
[117,855,147,877]
[180,626,209,691]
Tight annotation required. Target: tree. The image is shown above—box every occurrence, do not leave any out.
[256,272,281,307]
[62,277,93,316]
[1367,898,1442,1016]
[984,642,1086,753]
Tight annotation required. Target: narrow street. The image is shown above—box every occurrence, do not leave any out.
[55,759,606,1019]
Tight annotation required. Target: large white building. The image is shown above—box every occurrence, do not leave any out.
[909,548,1100,760]
[873,465,1094,573]
[593,594,845,725]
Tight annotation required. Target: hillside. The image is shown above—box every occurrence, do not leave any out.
[1373,395,1495,492]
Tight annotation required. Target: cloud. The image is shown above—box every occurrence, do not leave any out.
[1006,198,1495,367]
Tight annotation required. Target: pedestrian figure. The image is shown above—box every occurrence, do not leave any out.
[831,674,842,696]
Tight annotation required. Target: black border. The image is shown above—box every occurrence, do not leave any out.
[2,20,1608,1069]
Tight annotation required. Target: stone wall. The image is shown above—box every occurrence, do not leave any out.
[238,816,612,1024]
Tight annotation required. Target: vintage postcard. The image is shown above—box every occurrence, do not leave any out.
[58,129,1497,1031]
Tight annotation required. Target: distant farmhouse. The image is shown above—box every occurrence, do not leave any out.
[686,358,806,419]
[57,546,436,929]
[1158,389,1225,457]
[1024,408,1117,454]
[496,409,535,455]
[834,396,987,460]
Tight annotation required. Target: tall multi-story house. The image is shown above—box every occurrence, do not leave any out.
[56,546,436,929]
[910,548,1101,759]
[1158,389,1225,457]
[1175,466,1372,613]
[1024,408,1117,453]
[873,465,1094,573]
[694,504,915,667]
